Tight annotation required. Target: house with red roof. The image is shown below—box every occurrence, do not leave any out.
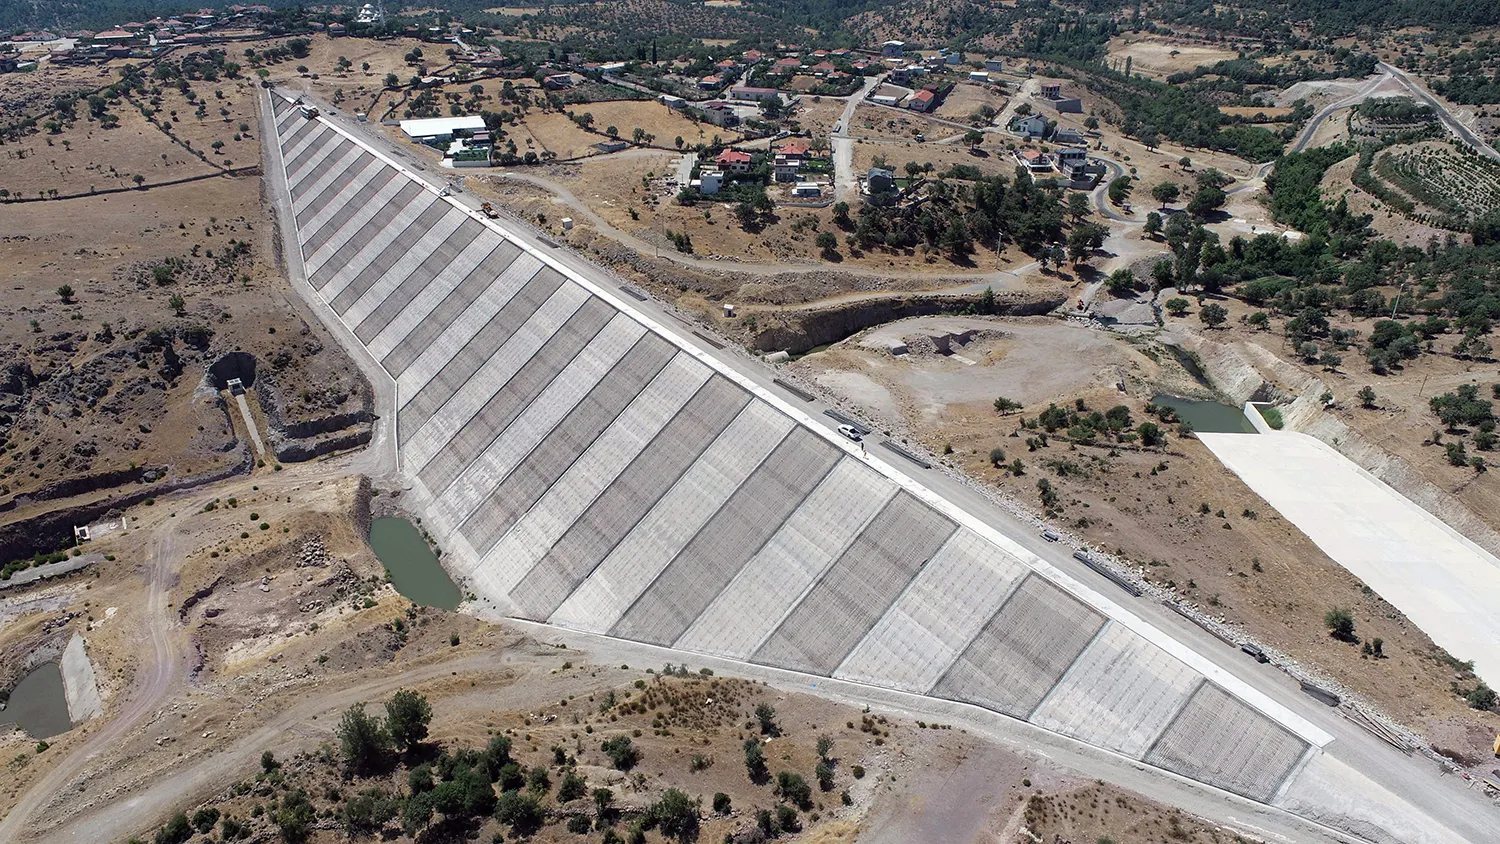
[775,140,811,159]
[907,89,936,112]
[715,149,753,173]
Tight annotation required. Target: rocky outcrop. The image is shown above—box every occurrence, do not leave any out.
[751,292,1065,355]
[0,445,251,564]
[0,465,165,513]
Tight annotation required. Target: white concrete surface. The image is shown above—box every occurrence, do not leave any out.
[550,401,794,632]
[464,355,710,595]
[677,458,896,658]
[59,634,102,725]
[836,527,1028,692]
[233,394,265,457]
[1201,430,1500,686]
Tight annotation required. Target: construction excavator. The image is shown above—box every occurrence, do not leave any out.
[480,202,499,219]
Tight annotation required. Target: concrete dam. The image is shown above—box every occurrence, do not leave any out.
[265,94,1329,807]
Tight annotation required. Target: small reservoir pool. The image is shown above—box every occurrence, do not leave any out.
[1151,394,1258,434]
[368,517,462,610]
[0,662,71,739]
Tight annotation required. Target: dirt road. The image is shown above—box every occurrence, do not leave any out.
[0,509,190,843]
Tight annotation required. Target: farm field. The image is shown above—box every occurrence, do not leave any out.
[1374,139,1500,224]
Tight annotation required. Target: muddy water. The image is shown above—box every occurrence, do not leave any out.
[1151,394,1257,434]
[0,662,71,739]
[368,517,462,610]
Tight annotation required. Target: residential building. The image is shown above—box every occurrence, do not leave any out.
[328,22,346,36]
[810,61,836,76]
[695,170,724,195]
[773,155,800,182]
[984,58,1004,72]
[660,94,687,109]
[543,73,574,90]
[730,85,780,102]
[715,149,754,173]
[775,140,811,159]
[1040,80,1083,113]
[1053,127,1086,146]
[699,75,723,90]
[1012,113,1049,138]
[946,52,963,65]
[793,182,821,197]
[908,89,936,112]
[1015,149,1053,172]
[890,67,913,85]
[701,102,739,127]
[772,57,801,73]
[867,167,895,194]
[882,40,904,57]
[968,71,989,83]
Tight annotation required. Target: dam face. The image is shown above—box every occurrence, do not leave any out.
[267,94,1326,804]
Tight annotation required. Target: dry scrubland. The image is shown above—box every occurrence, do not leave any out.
[0,55,368,538]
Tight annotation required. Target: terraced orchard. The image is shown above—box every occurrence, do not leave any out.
[1375,141,1500,227]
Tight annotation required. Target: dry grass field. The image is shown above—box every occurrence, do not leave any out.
[1104,35,1241,80]
[933,81,1008,123]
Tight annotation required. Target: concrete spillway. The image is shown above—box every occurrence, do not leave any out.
[266,95,1330,805]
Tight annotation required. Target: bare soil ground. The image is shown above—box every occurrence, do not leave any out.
[791,97,847,136]
[849,103,951,141]
[795,315,1500,766]
[932,82,1007,124]
[1104,35,1241,80]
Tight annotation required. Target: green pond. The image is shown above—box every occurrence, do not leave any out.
[368,517,462,610]
[0,662,71,739]
[1151,394,1258,434]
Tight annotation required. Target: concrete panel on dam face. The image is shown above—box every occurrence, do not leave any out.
[507,376,752,620]
[1030,622,1202,759]
[457,336,678,555]
[932,574,1106,719]
[753,493,957,676]
[283,120,332,161]
[464,355,712,592]
[347,219,484,337]
[397,268,568,443]
[300,166,401,258]
[321,198,448,304]
[433,314,646,534]
[296,155,382,231]
[674,458,897,660]
[308,181,428,288]
[330,204,463,314]
[291,146,365,218]
[416,294,616,494]
[377,244,531,374]
[605,424,837,645]
[834,528,1028,694]
[356,227,491,345]
[549,401,797,634]
[288,137,357,197]
[1145,682,1308,803]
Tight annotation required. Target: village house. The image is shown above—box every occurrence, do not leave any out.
[1013,113,1050,138]
[716,149,754,174]
[701,102,739,127]
[773,154,800,182]
[908,89,936,112]
[730,85,780,102]
[882,40,905,57]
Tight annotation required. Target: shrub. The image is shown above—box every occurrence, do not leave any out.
[601,735,640,770]
[557,769,587,802]
[713,792,732,814]
[1467,682,1496,710]
[1324,607,1357,642]
[755,702,779,735]
[1164,297,1189,317]
[154,813,193,844]
[775,771,812,809]
[493,791,543,835]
